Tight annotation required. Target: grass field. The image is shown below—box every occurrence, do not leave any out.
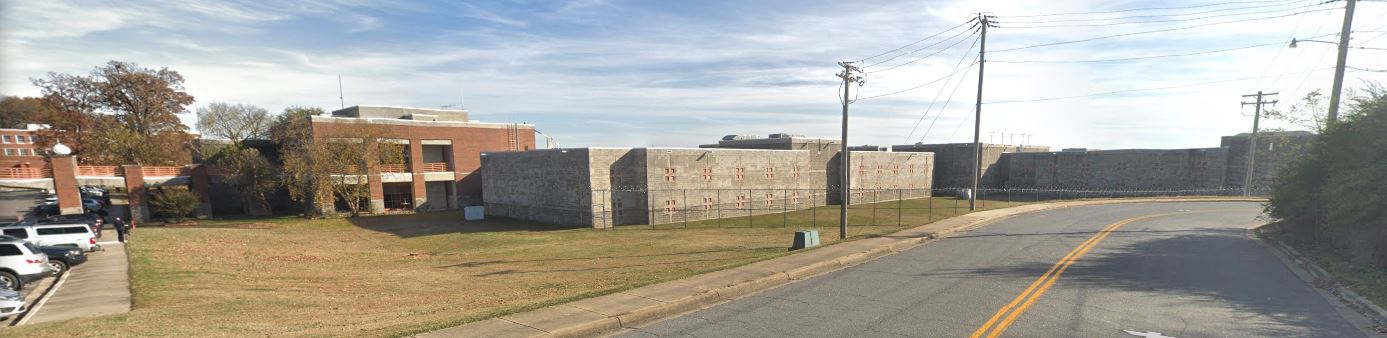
[3,196,1026,337]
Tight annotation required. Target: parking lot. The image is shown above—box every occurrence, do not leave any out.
[0,188,130,327]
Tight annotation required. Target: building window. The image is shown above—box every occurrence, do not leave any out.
[764,167,774,179]
[792,166,800,178]
[663,199,678,215]
[876,165,882,175]
[734,167,745,181]
[858,164,865,175]
[1116,161,1129,172]
[764,193,775,207]
[19,149,30,156]
[702,197,714,211]
[908,164,915,175]
[701,168,713,181]
[2,136,10,144]
[664,168,677,182]
[735,195,747,209]
[791,192,801,204]
[3,149,13,156]
[893,165,900,176]
[15,135,26,144]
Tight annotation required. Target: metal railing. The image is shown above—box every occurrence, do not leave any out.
[77,165,119,177]
[420,163,449,172]
[0,167,48,179]
[379,164,406,173]
[141,166,186,177]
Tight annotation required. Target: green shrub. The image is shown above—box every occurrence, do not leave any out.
[150,189,200,223]
[1268,87,1387,268]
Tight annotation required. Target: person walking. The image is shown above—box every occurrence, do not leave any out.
[112,217,128,243]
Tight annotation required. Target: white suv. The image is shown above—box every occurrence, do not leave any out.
[0,222,101,252]
[0,235,51,290]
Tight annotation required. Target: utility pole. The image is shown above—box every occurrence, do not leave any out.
[1328,0,1356,124]
[970,13,996,211]
[1241,91,1278,196]
[338,75,346,109]
[837,61,862,239]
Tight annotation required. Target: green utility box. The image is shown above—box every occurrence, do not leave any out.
[791,230,821,250]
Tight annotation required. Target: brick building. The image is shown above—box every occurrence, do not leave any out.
[311,105,535,213]
[0,125,45,169]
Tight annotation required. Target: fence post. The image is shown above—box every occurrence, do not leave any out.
[683,189,688,228]
[811,189,817,230]
[747,188,753,228]
[928,192,933,222]
[896,189,902,227]
[782,188,787,228]
[871,190,877,226]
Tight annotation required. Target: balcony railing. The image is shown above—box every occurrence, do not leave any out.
[0,167,48,179]
[142,166,186,177]
[421,163,449,172]
[380,164,406,173]
[77,165,119,177]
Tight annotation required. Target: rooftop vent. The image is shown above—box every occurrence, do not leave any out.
[768,133,805,139]
[722,134,758,141]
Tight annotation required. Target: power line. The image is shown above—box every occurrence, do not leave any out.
[990,7,1341,53]
[1245,0,1319,97]
[858,21,973,64]
[918,60,979,143]
[1002,0,1320,27]
[1000,0,1306,18]
[902,38,980,143]
[990,41,1285,63]
[857,58,979,101]
[985,68,1331,104]
[866,30,979,72]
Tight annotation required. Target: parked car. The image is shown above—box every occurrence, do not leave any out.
[45,213,105,239]
[0,283,24,318]
[0,235,51,290]
[39,246,86,276]
[0,222,101,252]
[31,203,58,218]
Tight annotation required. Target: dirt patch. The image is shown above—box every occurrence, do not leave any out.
[265,255,332,263]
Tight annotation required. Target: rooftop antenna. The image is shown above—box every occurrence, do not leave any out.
[337,75,345,109]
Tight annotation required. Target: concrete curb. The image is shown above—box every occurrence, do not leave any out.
[9,266,67,326]
[414,197,1265,338]
[1252,227,1387,333]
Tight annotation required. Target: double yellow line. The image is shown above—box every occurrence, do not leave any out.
[968,211,1198,338]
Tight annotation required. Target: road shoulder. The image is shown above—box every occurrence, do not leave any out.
[1250,224,1387,336]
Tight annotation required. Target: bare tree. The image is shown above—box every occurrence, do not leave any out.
[1263,90,1328,133]
[31,60,195,165]
[197,102,271,143]
[277,111,403,217]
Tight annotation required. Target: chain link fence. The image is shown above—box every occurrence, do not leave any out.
[578,186,1254,230]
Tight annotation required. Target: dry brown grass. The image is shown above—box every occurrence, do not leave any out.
[3,197,1025,337]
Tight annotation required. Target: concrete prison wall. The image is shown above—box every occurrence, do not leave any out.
[1001,148,1230,190]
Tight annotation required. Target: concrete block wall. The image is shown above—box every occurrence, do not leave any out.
[1002,148,1230,190]
[846,151,935,203]
[479,149,598,227]
[893,143,1048,189]
[1221,131,1315,192]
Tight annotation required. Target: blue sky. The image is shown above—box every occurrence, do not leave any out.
[2,0,1386,150]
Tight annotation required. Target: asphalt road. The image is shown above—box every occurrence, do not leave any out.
[617,201,1374,338]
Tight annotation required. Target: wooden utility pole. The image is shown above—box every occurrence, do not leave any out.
[836,61,862,239]
[970,14,995,211]
[1241,91,1277,196]
[1327,0,1356,124]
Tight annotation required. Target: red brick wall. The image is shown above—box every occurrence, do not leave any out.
[0,129,43,168]
[310,119,536,203]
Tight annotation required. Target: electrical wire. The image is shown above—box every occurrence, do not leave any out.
[990,7,1340,53]
[868,32,980,74]
[918,59,979,143]
[858,57,980,101]
[858,21,973,64]
[864,28,977,70]
[989,41,1285,64]
[1003,2,1327,28]
[1000,0,1305,19]
[902,38,980,143]
[1000,0,1314,24]
[985,67,1332,105]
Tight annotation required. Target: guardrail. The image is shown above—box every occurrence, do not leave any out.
[0,167,48,179]
[421,163,449,172]
[77,165,119,177]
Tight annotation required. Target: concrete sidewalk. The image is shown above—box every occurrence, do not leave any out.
[415,197,1266,338]
[21,229,132,325]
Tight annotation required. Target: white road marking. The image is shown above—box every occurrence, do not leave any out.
[15,268,71,326]
[1123,329,1174,338]
[96,241,124,246]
